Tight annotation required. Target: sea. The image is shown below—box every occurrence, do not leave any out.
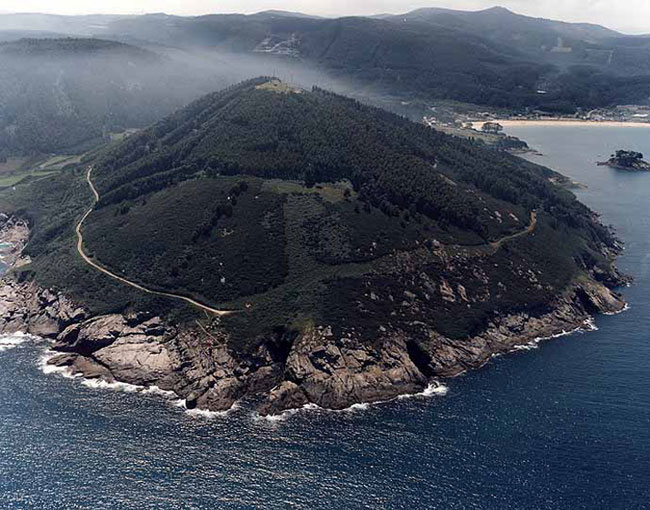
[0,125,649,509]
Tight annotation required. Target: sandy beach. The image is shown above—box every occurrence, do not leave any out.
[475,119,650,129]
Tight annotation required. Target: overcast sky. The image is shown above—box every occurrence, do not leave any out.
[1,1,648,34]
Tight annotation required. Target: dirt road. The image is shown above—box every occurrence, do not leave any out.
[76,167,232,316]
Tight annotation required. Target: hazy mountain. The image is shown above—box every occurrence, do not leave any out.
[392,6,649,74]
[0,7,649,157]
[6,7,640,111]
[0,38,206,155]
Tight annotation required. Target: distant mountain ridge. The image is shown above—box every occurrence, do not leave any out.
[0,7,649,156]
[0,6,647,113]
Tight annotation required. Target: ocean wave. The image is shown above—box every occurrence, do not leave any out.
[141,385,177,398]
[253,406,304,423]
[0,334,28,352]
[182,400,238,419]
[510,317,598,353]
[185,407,230,419]
[254,382,449,423]
[170,398,238,419]
[603,303,631,316]
[398,382,449,399]
[38,349,182,406]
[38,351,83,379]
[81,378,142,392]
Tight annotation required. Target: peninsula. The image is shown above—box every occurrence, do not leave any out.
[0,79,628,416]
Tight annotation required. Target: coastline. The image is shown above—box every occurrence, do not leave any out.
[482,119,650,129]
[1,298,623,422]
[0,195,630,418]
[0,269,626,418]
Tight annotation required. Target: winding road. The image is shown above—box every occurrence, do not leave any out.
[490,210,537,250]
[76,166,537,316]
[76,167,232,316]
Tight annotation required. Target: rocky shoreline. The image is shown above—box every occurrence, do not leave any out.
[0,216,629,416]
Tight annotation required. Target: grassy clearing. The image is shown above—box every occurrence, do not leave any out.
[38,155,82,170]
[0,171,58,188]
[0,154,81,189]
[0,157,31,174]
[261,179,355,203]
[108,129,140,142]
[255,79,302,94]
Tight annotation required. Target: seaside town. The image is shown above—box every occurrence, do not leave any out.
[421,103,650,152]
[424,104,650,131]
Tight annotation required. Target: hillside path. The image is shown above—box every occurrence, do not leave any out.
[490,211,537,250]
[76,166,232,316]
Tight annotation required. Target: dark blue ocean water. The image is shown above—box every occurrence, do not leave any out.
[1,126,650,509]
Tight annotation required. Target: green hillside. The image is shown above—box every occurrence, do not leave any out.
[0,78,614,349]
[0,38,217,157]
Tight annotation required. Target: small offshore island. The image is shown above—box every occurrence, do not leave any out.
[598,150,650,171]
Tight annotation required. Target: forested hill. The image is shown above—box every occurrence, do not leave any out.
[0,37,157,58]
[95,10,650,110]
[3,7,648,112]
[15,78,621,348]
[0,38,218,156]
[94,78,586,242]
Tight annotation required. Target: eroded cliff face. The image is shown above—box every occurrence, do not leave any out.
[0,273,626,416]
[0,216,628,416]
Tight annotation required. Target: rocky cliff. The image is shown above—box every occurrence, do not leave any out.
[0,215,628,416]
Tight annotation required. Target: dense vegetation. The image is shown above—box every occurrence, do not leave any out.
[0,79,620,350]
[102,11,650,110]
[2,7,650,158]
[57,79,614,342]
[0,38,224,156]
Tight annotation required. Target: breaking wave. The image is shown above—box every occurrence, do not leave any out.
[0,333,29,353]
[398,383,449,399]
[169,398,238,419]
[511,317,599,352]
[255,382,449,423]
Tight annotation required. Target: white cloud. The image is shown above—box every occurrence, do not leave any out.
[1,0,648,33]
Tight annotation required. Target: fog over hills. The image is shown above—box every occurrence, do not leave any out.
[0,6,649,156]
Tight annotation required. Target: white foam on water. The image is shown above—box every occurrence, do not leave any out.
[172,398,187,408]
[583,317,598,331]
[510,317,599,353]
[344,402,370,411]
[81,378,141,392]
[511,342,540,352]
[422,382,449,397]
[141,385,177,398]
[38,349,183,404]
[604,303,631,316]
[169,398,238,419]
[0,334,27,352]
[255,382,450,423]
[254,407,302,423]
[38,351,82,379]
[397,382,449,399]
[185,401,239,419]
[185,407,229,419]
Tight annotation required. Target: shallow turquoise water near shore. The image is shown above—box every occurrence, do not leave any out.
[1,126,650,509]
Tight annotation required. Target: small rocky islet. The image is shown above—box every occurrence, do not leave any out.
[598,150,650,171]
